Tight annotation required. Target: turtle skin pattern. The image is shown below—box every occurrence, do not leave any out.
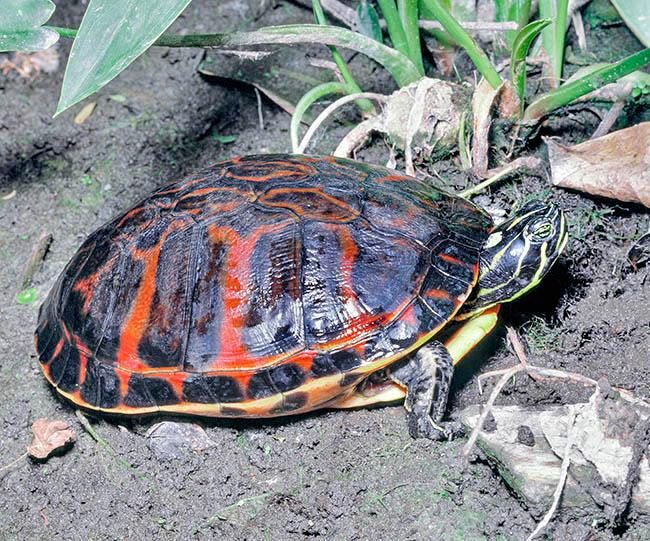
[35,155,492,418]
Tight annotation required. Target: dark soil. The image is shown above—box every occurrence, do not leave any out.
[1,1,649,539]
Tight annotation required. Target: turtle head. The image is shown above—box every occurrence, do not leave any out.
[460,201,568,318]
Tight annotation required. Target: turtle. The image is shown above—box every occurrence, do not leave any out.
[35,154,568,439]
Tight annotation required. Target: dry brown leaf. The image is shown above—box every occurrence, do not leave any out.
[27,417,75,459]
[546,122,650,208]
[495,80,520,119]
[471,78,497,177]
[470,79,520,178]
[74,102,96,125]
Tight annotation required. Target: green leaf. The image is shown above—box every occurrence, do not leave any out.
[523,48,650,121]
[0,0,58,52]
[214,135,237,144]
[538,0,568,85]
[610,0,650,48]
[17,288,37,304]
[494,0,531,48]
[510,18,552,101]
[55,0,192,116]
[356,0,382,42]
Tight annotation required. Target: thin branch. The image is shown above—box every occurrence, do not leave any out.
[297,92,388,153]
[0,452,28,472]
[463,364,525,458]
[526,412,577,540]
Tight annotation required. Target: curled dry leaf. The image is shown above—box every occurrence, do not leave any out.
[471,79,520,178]
[545,122,650,208]
[27,417,75,460]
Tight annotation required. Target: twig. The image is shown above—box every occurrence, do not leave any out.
[22,231,53,288]
[75,411,148,481]
[457,166,515,199]
[526,411,577,540]
[572,11,587,53]
[297,92,388,153]
[0,452,28,473]
[254,87,265,131]
[463,364,525,458]
[591,100,625,139]
[467,327,599,459]
[507,327,529,367]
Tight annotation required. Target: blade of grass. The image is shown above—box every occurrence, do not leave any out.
[312,0,374,113]
[46,24,422,88]
[523,48,650,121]
[419,0,502,88]
[290,81,348,152]
[162,25,422,88]
[377,0,411,61]
[510,18,552,102]
[553,0,568,83]
[495,0,532,49]
[397,0,425,75]
[356,0,383,42]
[538,0,568,87]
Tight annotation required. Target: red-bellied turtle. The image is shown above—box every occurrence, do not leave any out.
[35,155,567,438]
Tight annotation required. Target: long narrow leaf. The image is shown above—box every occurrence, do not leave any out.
[523,48,650,121]
[510,18,552,101]
[56,0,191,116]
[419,0,501,88]
[0,0,58,52]
[538,0,568,86]
[397,0,424,75]
[157,25,422,88]
[377,0,411,61]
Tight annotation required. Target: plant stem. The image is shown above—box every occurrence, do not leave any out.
[510,19,552,103]
[523,48,650,121]
[419,0,502,88]
[291,81,348,152]
[46,24,421,88]
[457,165,515,198]
[312,0,374,113]
[397,0,425,75]
[553,0,569,84]
[43,25,77,38]
[377,0,411,61]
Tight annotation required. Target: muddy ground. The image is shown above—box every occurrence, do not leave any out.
[1,1,649,539]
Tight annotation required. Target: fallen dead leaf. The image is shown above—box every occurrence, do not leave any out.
[545,122,650,208]
[27,417,75,460]
[74,102,96,125]
[471,79,520,178]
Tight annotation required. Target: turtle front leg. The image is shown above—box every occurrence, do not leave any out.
[388,341,463,440]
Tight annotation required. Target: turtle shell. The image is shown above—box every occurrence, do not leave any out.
[35,155,492,417]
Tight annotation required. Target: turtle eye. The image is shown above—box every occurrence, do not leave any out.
[528,220,554,242]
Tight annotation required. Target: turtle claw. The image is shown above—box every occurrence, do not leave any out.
[389,341,458,440]
[408,415,465,441]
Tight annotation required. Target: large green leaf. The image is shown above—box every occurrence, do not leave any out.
[0,0,58,52]
[611,0,650,48]
[56,0,192,116]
